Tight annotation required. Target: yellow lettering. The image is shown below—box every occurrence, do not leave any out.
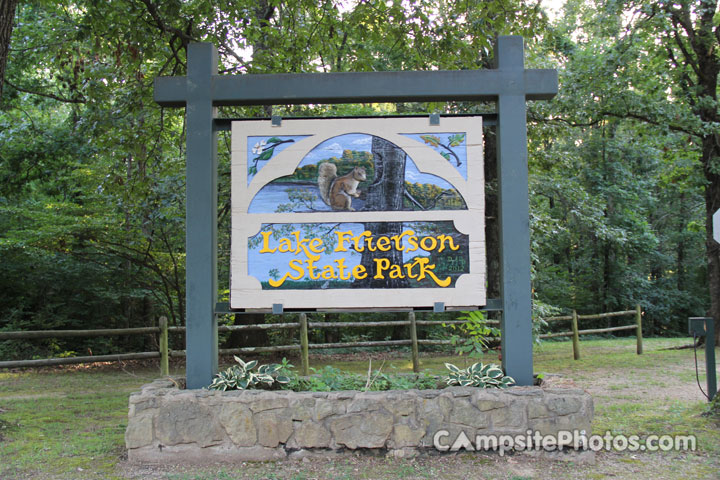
[414,257,451,287]
[307,259,321,280]
[404,259,419,279]
[268,259,305,287]
[420,236,437,252]
[437,234,460,253]
[321,264,337,280]
[354,231,372,252]
[376,236,391,252]
[291,231,321,261]
[373,258,391,279]
[352,264,367,280]
[389,264,405,279]
[259,231,276,253]
[406,235,419,253]
[391,230,414,251]
[309,237,324,254]
[334,230,354,252]
[278,237,293,253]
[336,258,352,280]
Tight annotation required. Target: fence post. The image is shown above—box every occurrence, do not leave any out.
[409,311,419,373]
[571,310,580,360]
[299,313,309,376]
[159,316,169,376]
[636,304,643,355]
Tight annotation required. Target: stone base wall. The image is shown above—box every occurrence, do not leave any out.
[125,379,593,462]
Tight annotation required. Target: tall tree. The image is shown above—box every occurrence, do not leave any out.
[616,0,720,344]
[0,0,17,101]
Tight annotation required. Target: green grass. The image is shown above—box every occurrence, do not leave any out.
[1,337,718,479]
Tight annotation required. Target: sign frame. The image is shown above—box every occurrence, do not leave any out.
[230,117,485,311]
[153,36,558,388]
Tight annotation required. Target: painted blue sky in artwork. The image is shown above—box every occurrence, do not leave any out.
[299,133,460,189]
[246,133,465,213]
[402,133,468,180]
[297,133,372,166]
[247,135,308,183]
[295,133,459,186]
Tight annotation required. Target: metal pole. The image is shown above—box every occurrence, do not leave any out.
[636,304,643,355]
[496,36,534,385]
[706,318,717,401]
[185,43,219,389]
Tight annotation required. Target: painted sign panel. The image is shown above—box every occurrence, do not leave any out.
[230,117,485,310]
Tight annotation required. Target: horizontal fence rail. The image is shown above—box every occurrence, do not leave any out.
[540,305,643,360]
[0,306,640,370]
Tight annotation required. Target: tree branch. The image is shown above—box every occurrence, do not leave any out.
[670,20,701,77]
[138,0,197,46]
[3,78,86,103]
[537,111,697,137]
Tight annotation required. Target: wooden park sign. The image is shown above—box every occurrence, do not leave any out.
[230,117,485,311]
[154,36,557,388]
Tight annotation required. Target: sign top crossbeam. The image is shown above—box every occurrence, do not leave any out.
[154,36,557,108]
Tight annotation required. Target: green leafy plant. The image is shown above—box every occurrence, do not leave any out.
[444,362,515,389]
[446,310,500,357]
[208,356,291,391]
[278,365,441,392]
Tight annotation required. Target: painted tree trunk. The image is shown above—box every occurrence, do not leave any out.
[356,136,408,288]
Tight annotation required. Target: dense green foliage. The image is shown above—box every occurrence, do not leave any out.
[0,0,714,360]
[210,356,443,392]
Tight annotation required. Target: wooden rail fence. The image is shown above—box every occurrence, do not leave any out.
[0,305,642,371]
[0,314,492,374]
[540,304,643,360]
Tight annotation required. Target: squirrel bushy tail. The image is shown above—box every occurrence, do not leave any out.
[317,162,337,206]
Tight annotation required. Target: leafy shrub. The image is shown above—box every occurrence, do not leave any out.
[208,356,290,391]
[446,310,500,357]
[444,362,515,389]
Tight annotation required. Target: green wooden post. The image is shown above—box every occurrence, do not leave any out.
[571,310,580,360]
[159,316,169,376]
[636,304,643,355]
[409,311,419,373]
[299,313,309,376]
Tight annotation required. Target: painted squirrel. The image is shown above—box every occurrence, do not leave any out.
[317,162,367,211]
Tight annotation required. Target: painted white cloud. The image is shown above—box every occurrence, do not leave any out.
[321,142,343,155]
[349,136,372,148]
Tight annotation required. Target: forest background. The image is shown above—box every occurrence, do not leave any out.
[0,0,717,360]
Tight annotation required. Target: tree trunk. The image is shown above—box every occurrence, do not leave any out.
[356,136,408,288]
[703,146,720,347]
[692,9,720,348]
[0,0,18,101]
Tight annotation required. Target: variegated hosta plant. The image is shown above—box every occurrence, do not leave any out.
[444,362,515,389]
[209,356,291,391]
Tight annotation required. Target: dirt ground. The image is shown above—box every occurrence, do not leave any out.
[112,344,719,480]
